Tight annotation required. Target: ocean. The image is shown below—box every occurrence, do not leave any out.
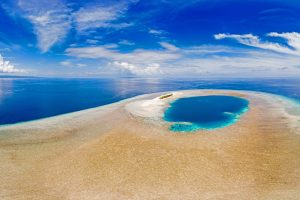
[0,77,299,125]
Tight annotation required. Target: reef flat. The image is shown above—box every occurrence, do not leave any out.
[0,90,300,200]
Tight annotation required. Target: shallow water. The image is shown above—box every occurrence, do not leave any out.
[0,77,299,125]
[164,95,249,132]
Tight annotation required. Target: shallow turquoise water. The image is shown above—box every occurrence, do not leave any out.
[163,95,249,132]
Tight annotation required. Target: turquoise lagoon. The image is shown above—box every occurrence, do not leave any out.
[163,95,249,132]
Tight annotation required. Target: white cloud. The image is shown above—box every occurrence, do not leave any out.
[182,45,240,54]
[268,32,300,52]
[0,54,24,73]
[160,42,179,51]
[112,61,135,72]
[118,40,135,46]
[149,29,166,35]
[112,61,162,75]
[60,61,72,67]
[18,0,71,53]
[143,63,162,74]
[60,60,87,67]
[74,2,134,33]
[214,33,300,55]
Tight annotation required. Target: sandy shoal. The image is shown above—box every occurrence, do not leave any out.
[0,90,300,200]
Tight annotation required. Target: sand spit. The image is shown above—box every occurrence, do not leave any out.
[0,90,300,200]
[125,92,183,119]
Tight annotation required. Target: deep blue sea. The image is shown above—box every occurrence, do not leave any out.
[0,77,300,125]
[164,95,249,132]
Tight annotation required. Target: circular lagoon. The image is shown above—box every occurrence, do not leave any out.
[164,95,249,132]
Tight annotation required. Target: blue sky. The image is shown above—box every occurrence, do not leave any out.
[0,0,300,77]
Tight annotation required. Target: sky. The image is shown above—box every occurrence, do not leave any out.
[0,0,300,77]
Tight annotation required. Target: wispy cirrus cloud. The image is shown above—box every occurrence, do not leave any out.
[18,0,71,53]
[66,45,181,63]
[60,60,87,67]
[159,42,179,51]
[73,2,134,33]
[214,32,300,56]
[149,29,166,35]
[8,0,136,53]
[118,40,135,46]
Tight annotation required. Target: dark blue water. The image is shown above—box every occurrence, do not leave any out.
[164,96,249,132]
[0,77,299,125]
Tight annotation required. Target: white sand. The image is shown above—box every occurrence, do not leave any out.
[125,92,183,118]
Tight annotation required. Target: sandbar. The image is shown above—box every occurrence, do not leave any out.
[0,90,300,200]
